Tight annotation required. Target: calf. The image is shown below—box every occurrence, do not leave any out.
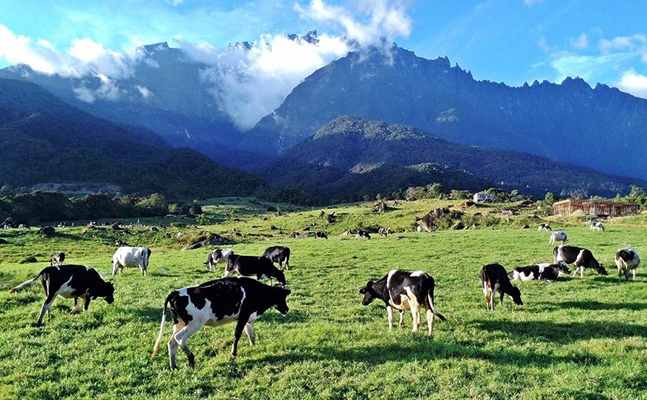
[261,246,291,270]
[151,277,290,368]
[209,249,286,286]
[549,230,568,245]
[112,246,152,276]
[359,270,446,336]
[615,247,640,280]
[508,262,570,282]
[50,252,65,266]
[537,223,552,232]
[480,263,523,310]
[356,229,371,240]
[590,221,605,232]
[9,265,114,326]
[378,227,390,237]
[553,245,607,277]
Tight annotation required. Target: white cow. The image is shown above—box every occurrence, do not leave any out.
[549,230,568,245]
[112,246,151,276]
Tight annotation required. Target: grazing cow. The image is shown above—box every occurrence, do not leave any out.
[112,246,152,276]
[378,227,390,237]
[359,270,446,336]
[314,231,328,239]
[508,262,570,282]
[553,245,607,277]
[9,265,114,326]
[549,230,568,245]
[50,252,65,266]
[615,247,640,280]
[261,246,291,270]
[152,277,290,368]
[355,229,371,239]
[480,263,523,310]
[537,223,552,232]
[209,249,286,286]
[590,221,605,232]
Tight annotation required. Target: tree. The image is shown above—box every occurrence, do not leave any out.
[544,192,556,205]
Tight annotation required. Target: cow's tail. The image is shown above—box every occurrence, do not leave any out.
[152,292,173,357]
[9,271,43,293]
[423,279,446,321]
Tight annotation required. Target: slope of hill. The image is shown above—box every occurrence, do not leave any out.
[0,78,262,198]
[263,117,642,201]
[251,45,647,180]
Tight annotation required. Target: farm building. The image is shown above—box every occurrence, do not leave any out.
[473,192,496,203]
[552,199,639,217]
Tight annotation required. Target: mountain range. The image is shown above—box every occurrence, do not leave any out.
[0,78,261,198]
[263,117,642,202]
[1,39,646,201]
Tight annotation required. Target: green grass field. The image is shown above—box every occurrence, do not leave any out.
[1,199,646,399]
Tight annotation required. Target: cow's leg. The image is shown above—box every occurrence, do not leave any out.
[167,323,183,369]
[482,283,490,310]
[36,293,56,326]
[231,315,250,358]
[409,301,420,333]
[112,261,119,277]
[386,305,394,329]
[83,295,92,311]
[71,297,82,314]
[398,311,404,328]
[244,322,256,346]
[426,308,434,336]
[174,321,202,369]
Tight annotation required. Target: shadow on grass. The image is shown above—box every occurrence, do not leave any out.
[473,319,647,343]
[539,301,647,311]
[257,309,309,324]
[245,340,600,368]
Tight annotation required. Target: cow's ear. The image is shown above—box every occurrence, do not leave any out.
[359,287,366,294]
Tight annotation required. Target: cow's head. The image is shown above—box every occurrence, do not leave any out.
[556,261,571,274]
[595,262,608,275]
[273,286,291,314]
[90,281,115,304]
[509,286,523,306]
[359,281,378,306]
[273,268,287,287]
[211,248,233,264]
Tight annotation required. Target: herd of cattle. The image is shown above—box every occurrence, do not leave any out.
[7,222,642,369]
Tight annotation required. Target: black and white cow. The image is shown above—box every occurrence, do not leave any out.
[378,227,390,237]
[553,245,607,277]
[590,221,605,232]
[549,230,568,245]
[314,231,328,239]
[355,229,371,240]
[151,277,291,368]
[261,246,291,270]
[480,263,523,310]
[615,247,640,280]
[359,270,446,336]
[508,262,570,282]
[9,265,114,326]
[537,223,552,232]
[112,246,152,276]
[50,252,65,266]
[209,249,286,286]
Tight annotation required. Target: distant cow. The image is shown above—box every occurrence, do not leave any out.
[378,227,390,237]
[50,252,65,266]
[262,246,291,270]
[152,277,291,368]
[355,229,371,239]
[480,263,523,310]
[549,230,568,245]
[314,231,328,239]
[554,245,607,277]
[537,223,552,232]
[9,265,114,326]
[508,262,570,282]
[112,246,152,276]
[359,270,446,336]
[209,249,286,286]
[615,247,640,280]
[590,221,605,232]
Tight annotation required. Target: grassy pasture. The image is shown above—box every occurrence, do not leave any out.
[0,199,646,399]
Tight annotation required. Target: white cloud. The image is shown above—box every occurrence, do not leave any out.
[599,34,646,54]
[136,85,153,99]
[294,0,411,48]
[0,25,64,75]
[570,33,588,49]
[618,70,647,98]
[195,32,349,129]
[550,52,634,82]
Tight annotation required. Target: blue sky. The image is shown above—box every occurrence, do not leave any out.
[1,0,647,97]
